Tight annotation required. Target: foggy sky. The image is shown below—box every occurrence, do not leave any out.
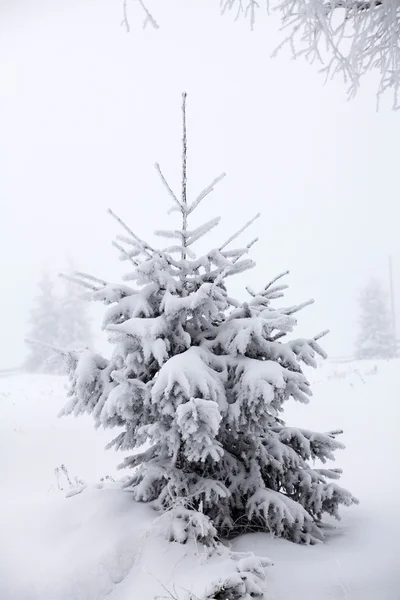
[1,0,400,368]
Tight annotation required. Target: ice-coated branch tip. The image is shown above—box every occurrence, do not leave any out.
[188,173,227,215]
[327,429,344,437]
[245,285,257,297]
[24,338,68,356]
[247,237,259,249]
[285,299,315,315]
[108,208,153,258]
[314,329,330,340]
[155,163,181,209]
[219,212,261,251]
[138,0,159,29]
[74,272,107,286]
[59,273,98,291]
[264,270,290,291]
[121,0,130,32]
[112,241,139,267]
[230,235,259,265]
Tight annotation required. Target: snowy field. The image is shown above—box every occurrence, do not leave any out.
[0,360,399,599]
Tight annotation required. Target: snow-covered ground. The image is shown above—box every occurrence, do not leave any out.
[0,361,399,599]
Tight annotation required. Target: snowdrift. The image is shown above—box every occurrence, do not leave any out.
[0,361,399,599]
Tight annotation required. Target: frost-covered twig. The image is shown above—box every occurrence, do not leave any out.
[155,163,181,210]
[188,173,226,215]
[221,0,261,30]
[74,272,107,286]
[138,0,159,29]
[112,240,140,267]
[25,338,69,356]
[108,208,154,259]
[59,273,99,291]
[121,0,159,32]
[219,213,260,251]
[278,0,400,107]
[221,0,400,106]
[121,0,131,32]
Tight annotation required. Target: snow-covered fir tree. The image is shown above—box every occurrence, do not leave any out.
[58,266,93,352]
[25,268,93,374]
[61,93,357,545]
[24,271,62,374]
[355,279,397,360]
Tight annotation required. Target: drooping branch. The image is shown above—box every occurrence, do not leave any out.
[121,0,159,32]
[138,0,159,29]
[121,0,130,32]
[220,0,260,29]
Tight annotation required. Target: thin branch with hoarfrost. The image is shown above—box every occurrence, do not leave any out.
[273,0,400,107]
[112,241,140,267]
[219,213,261,250]
[74,272,107,286]
[120,0,400,106]
[155,163,181,210]
[107,208,154,258]
[121,0,131,32]
[121,0,159,33]
[221,0,260,29]
[223,0,400,107]
[59,273,99,291]
[188,173,226,215]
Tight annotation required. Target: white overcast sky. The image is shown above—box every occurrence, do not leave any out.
[1,0,400,367]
